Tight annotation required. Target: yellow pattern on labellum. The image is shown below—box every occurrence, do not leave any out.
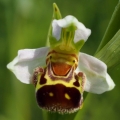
[65,93,71,100]
[49,92,54,97]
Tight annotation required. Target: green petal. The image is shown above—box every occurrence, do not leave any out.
[46,3,62,46]
[53,3,62,20]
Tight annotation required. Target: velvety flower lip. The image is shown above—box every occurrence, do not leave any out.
[52,15,91,43]
[7,47,115,93]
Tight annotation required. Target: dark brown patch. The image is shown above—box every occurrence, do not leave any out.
[39,73,47,85]
[36,84,81,112]
[73,75,80,87]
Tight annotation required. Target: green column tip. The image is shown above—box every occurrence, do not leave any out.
[53,3,62,19]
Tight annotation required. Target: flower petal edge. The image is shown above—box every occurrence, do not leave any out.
[7,47,50,84]
[76,52,115,94]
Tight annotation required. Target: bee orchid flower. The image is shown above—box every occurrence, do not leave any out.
[7,15,115,114]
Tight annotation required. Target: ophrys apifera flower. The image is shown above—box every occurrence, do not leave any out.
[7,6,115,114]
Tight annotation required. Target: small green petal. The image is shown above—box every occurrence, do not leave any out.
[46,3,62,46]
[53,3,62,20]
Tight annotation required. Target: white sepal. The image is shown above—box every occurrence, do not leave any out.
[52,15,91,42]
[76,52,115,94]
[7,47,50,84]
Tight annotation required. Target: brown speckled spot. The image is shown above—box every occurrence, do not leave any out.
[32,72,38,86]
[36,84,81,113]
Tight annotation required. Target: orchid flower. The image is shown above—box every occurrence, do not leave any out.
[7,5,115,114]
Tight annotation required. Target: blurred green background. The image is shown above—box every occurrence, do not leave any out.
[0,0,120,120]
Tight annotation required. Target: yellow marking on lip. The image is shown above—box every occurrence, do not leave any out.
[49,92,54,97]
[65,93,71,100]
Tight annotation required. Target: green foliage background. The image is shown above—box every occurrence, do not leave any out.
[0,0,120,120]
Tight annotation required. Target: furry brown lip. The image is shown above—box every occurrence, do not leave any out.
[36,84,81,114]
